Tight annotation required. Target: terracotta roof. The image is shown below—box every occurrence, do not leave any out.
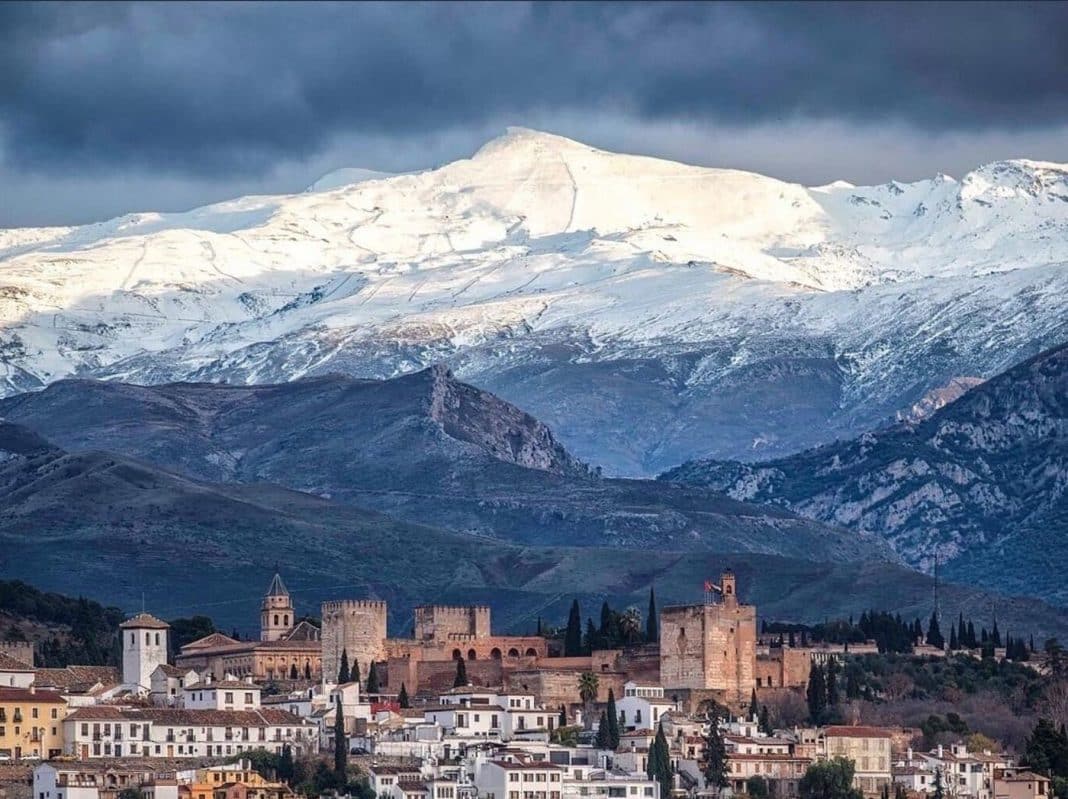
[397,782,429,793]
[186,680,260,690]
[154,664,192,678]
[120,613,170,630]
[0,686,66,703]
[824,725,894,738]
[999,771,1050,783]
[66,706,306,727]
[34,666,121,691]
[371,766,423,775]
[0,652,34,671]
[180,632,241,650]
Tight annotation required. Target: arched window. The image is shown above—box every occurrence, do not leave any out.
[304,662,312,679]
[284,615,289,627]
[452,649,463,660]
[491,648,502,660]
[508,648,520,658]
[467,649,477,661]
[289,664,298,679]
[525,648,537,657]
[155,633,160,646]
[274,614,279,626]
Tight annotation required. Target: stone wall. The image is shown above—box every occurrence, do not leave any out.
[414,606,492,641]
[756,647,812,689]
[321,600,389,682]
[503,669,629,711]
[0,642,33,667]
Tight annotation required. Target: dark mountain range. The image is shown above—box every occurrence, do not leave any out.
[0,366,888,561]
[0,423,1065,639]
[663,342,1068,604]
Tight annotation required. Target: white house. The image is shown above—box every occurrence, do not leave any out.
[149,665,199,706]
[616,684,674,733]
[181,678,261,710]
[0,653,34,689]
[474,759,564,799]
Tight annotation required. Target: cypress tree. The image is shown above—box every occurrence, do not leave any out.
[650,722,673,799]
[279,743,294,783]
[788,630,796,648]
[825,657,839,706]
[565,600,583,656]
[759,705,771,736]
[647,588,659,643]
[454,656,468,688]
[702,716,727,790]
[398,682,410,708]
[366,663,380,694]
[992,618,1002,648]
[958,614,967,648]
[338,648,351,684]
[967,621,977,648]
[606,688,621,749]
[749,688,759,720]
[352,657,361,684]
[933,768,944,799]
[926,612,945,649]
[600,601,613,637]
[949,626,958,651]
[333,695,346,781]
[806,663,827,723]
[559,705,568,728]
[596,711,612,749]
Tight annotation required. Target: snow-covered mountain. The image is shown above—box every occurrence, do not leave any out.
[2,128,1067,474]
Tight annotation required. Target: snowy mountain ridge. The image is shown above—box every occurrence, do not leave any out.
[2,127,1067,473]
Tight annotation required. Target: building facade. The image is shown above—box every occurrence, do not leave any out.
[0,686,67,760]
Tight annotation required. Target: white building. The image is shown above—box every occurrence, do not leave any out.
[616,683,674,733]
[34,762,178,799]
[63,706,316,759]
[561,772,659,799]
[0,653,34,689]
[427,690,557,742]
[120,613,170,695]
[150,665,199,706]
[474,759,564,799]
[181,678,261,710]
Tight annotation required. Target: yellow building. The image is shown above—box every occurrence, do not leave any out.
[0,686,67,760]
[180,762,294,799]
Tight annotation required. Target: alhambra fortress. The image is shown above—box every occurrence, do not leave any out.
[175,571,832,712]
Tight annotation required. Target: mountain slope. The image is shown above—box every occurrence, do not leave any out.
[2,130,1067,473]
[663,343,1068,603]
[0,370,888,562]
[0,424,1064,639]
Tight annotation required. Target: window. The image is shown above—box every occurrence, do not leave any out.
[245,693,253,704]
[155,633,160,646]
[225,693,234,704]
[51,709,58,719]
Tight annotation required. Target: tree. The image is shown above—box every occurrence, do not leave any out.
[967,621,977,648]
[606,688,621,749]
[559,705,569,728]
[992,618,1002,648]
[338,648,351,684]
[949,626,959,651]
[453,656,468,688]
[926,612,945,649]
[565,600,583,656]
[279,743,295,783]
[826,657,839,706]
[619,607,643,644]
[333,695,346,780]
[351,657,361,684]
[647,587,659,642]
[398,682,410,709]
[596,710,612,749]
[578,672,599,729]
[366,663,380,694]
[746,776,770,799]
[702,715,728,790]
[932,768,945,799]
[799,758,863,799]
[749,688,759,720]
[585,618,599,654]
[759,705,771,736]
[807,663,827,723]
[648,722,673,799]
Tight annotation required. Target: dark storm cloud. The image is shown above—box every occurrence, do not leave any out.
[3,1,1068,179]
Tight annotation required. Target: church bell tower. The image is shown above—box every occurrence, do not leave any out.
[261,570,294,642]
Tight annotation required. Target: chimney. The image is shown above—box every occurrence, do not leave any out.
[938,745,944,758]
[907,747,913,763]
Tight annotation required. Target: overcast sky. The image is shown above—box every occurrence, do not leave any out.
[3,1,1068,227]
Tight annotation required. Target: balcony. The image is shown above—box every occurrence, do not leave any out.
[13,711,23,723]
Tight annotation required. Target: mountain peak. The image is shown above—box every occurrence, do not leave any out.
[471,127,593,162]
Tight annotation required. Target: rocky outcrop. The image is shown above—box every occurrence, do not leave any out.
[663,343,1068,603]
